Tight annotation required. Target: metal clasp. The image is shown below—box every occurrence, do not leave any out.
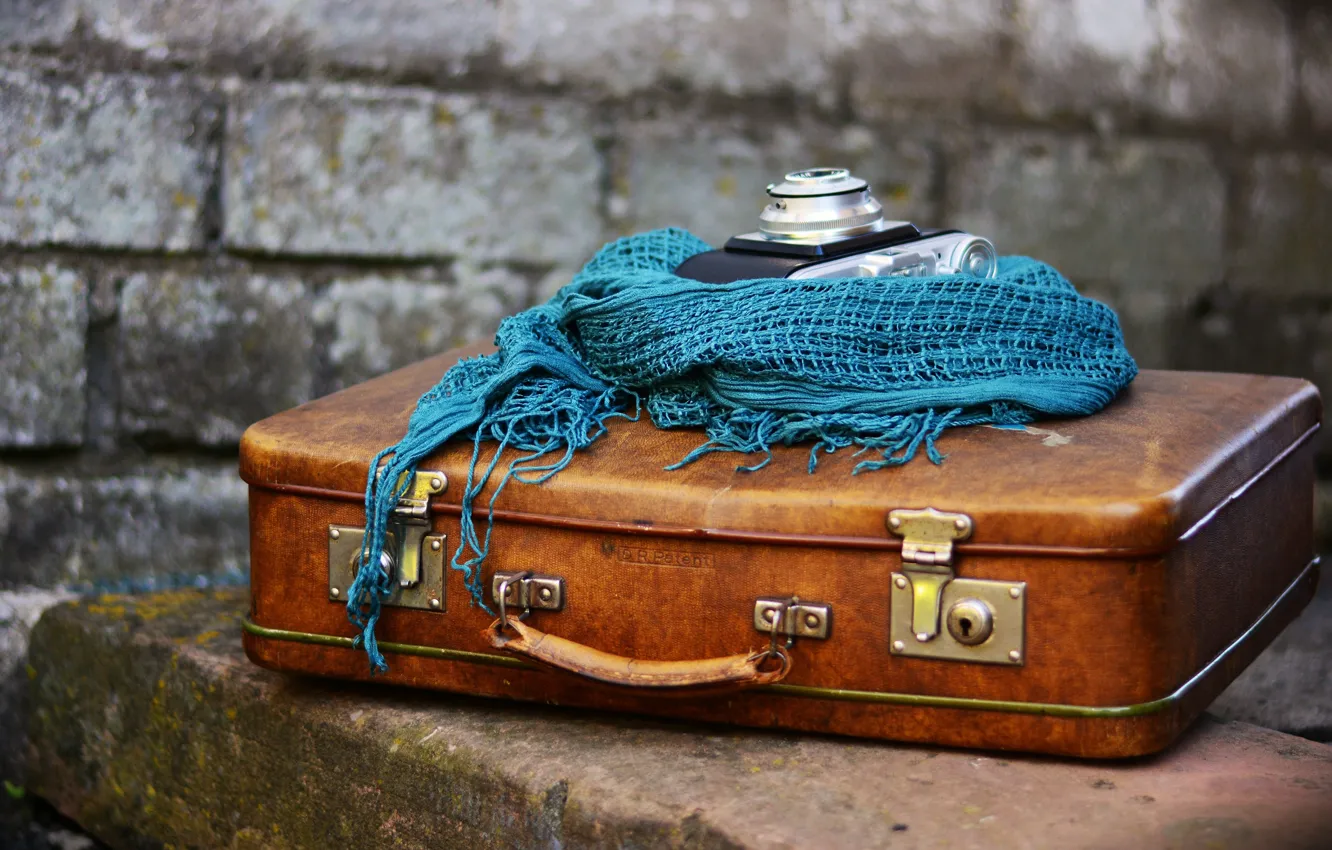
[326,470,448,612]
[753,597,832,641]
[494,571,527,632]
[751,596,829,672]
[887,507,972,642]
[491,570,565,620]
[387,470,447,588]
[762,598,792,670]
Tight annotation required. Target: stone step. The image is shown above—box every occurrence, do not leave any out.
[22,589,1332,850]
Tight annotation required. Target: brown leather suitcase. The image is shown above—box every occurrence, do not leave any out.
[240,342,1321,758]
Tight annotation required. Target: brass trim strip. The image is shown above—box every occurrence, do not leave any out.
[242,620,533,670]
[243,558,1317,719]
[245,423,1319,560]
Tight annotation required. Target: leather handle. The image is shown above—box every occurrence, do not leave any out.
[485,618,791,689]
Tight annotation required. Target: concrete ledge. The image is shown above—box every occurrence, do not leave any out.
[24,590,1332,850]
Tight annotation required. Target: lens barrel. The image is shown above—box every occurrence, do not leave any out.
[758,168,886,241]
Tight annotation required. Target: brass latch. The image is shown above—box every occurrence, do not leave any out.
[887,507,972,642]
[887,507,1026,666]
[327,470,448,612]
[388,470,447,588]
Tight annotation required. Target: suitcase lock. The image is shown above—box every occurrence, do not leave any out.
[887,507,1026,666]
[327,470,449,613]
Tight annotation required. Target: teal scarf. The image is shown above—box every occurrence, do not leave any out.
[348,228,1137,671]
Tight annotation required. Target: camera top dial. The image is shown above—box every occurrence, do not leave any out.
[758,168,895,242]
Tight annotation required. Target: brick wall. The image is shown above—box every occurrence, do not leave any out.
[1,0,1331,776]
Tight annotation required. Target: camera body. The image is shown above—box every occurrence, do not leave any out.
[674,168,998,284]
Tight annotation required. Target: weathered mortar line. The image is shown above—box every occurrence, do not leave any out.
[3,36,529,103]
[926,138,951,224]
[82,274,121,456]
[966,107,1332,154]
[0,449,241,478]
[198,85,228,252]
[1214,143,1254,291]
[590,100,620,280]
[117,434,245,460]
[0,242,207,264]
[825,29,857,128]
[0,241,451,272]
[0,445,84,465]
[208,247,462,273]
[1285,0,1316,141]
[0,49,851,127]
[0,244,550,286]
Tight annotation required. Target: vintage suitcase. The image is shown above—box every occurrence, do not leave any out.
[240,342,1321,758]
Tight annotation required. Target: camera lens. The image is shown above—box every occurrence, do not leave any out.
[785,168,851,184]
[759,166,885,241]
[950,237,998,279]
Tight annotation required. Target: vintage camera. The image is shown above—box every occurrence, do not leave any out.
[674,168,998,283]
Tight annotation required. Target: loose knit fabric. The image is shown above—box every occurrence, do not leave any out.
[347,228,1138,671]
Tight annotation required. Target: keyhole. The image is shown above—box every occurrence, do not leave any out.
[945,598,994,646]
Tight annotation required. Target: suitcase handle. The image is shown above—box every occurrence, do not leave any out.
[485,617,792,689]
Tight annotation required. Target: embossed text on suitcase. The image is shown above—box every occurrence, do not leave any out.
[240,343,1321,758]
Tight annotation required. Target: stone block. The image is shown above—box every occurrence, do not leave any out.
[1230,154,1332,294]
[0,0,77,49]
[1212,576,1332,742]
[1,588,75,783]
[0,464,248,591]
[118,268,313,446]
[223,83,604,265]
[76,467,249,590]
[1015,0,1295,135]
[312,264,528,396]
[1149,0,1293,136]
[0,70,217,252]
[947,133,1226,291]
[76,0,496,80]
[0,473,82,590]
[1015,0,1161,123]
[1075,283,1173,370]
[839,0,1014,119]
[498,0,831,101]
[1302,8,1332,137]
[0,262,87,448]
[610,116,937,247]
[1166,289,1332,437]
[23,589,1332,849]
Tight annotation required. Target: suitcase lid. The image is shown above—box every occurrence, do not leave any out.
[240,343,1321,554]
